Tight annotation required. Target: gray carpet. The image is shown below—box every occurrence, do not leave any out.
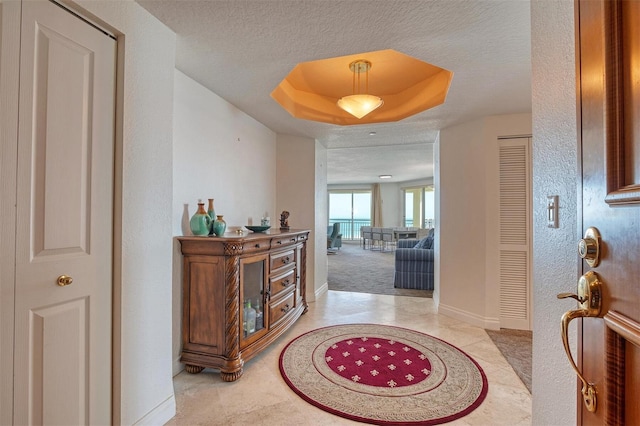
[327,241,432,298]
[485,328,532,393]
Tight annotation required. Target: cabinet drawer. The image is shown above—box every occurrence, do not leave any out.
[242,239,271,254]
[269,290,295,326]
[270,268,296,299]
[270,249,295,273]
[272,235,297,248]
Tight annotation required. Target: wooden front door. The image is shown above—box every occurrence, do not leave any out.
[13,1,116,424]
[576,0,640,423]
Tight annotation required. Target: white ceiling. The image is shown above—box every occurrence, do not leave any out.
[136,0,531,184]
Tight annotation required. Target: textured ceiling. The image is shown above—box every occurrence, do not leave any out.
[136,0,531,184]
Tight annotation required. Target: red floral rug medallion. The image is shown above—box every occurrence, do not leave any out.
[280,324,488,425]
[323,337,432,388]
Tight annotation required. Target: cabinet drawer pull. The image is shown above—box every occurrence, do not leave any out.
[255,244,260,248]
[276,240,282,244]
[282,279,291,287]
[281,304,291,313]
[281,256,290,264]
[290,238,295,242]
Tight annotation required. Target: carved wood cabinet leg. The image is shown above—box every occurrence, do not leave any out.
[220,357,244,382]
[220,368,243,382]
[185,364,205,374]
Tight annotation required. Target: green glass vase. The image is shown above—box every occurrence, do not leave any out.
[189,201,211,236]
[213,215,227,236]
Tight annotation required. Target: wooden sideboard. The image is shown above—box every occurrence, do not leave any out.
[177,229,309,381]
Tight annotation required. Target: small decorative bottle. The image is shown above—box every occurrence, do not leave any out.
[207,198,216,235]
[254,298,263,330]
[243,299,256,336]
[213,215,227,236]
[189,200,211,236]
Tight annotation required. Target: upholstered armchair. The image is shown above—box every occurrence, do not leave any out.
[327,223,342,250]
[381,228,394,252]
[393,229,435,291]
[360,226,372,249]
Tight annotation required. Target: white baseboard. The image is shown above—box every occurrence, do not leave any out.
[173,356,184,377]
[438,303,500,330]
[133,394,176,426]
[315,282,328,299]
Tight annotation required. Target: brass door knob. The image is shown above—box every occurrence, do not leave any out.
[578,227,601,267]
[57,275,73,286]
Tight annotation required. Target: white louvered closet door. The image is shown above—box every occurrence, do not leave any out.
[498,137,531,330]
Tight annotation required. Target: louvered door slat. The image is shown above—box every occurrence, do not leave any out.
[498,138,531,330]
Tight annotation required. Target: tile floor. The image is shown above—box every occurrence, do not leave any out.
[167,291,531,425]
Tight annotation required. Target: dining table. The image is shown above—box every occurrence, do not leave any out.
[393,229,418,241]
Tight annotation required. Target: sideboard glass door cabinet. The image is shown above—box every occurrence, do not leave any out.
[177,229,309,381]
[240,254,268,345]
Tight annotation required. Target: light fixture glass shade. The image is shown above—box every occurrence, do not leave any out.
[337,94,384,119]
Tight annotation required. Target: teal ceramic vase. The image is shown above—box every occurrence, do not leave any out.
[207,198,216,235]
[213,215,227,236]
[189,201,211,236]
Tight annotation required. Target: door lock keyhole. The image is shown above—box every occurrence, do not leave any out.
[578,227,601,267]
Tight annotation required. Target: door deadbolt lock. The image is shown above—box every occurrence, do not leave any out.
[578,227,601,267]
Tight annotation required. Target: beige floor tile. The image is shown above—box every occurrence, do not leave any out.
[169,290,531,425]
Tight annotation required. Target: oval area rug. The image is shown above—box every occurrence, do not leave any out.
[279,324,488,425]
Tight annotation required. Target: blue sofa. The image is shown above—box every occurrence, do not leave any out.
[393,229,434,291]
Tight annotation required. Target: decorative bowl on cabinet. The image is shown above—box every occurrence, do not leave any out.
[245,225,271,233]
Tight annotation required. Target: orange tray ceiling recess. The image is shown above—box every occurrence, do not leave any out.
[271,49,453,126]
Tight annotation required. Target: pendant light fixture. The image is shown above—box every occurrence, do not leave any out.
[337,60,383,119]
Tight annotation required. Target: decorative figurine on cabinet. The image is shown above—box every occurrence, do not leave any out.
[280,210,290,230]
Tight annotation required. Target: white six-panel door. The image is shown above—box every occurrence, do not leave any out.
[13,1,116,423]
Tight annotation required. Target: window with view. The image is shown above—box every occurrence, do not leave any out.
[329,191,371,240]
[403,186,435,228]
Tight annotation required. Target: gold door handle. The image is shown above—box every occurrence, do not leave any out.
[557,271,603,413]
[57,275,73,286]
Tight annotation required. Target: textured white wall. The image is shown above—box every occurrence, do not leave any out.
[434,135,441,305]
[171,70,277,374]
[172,70,276,233]
[531,0,578,423]
[438,118,488,325]
[315,142,328,298]
[74,1,177,424]
[276,134,319,301]
[438,114,531,329]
